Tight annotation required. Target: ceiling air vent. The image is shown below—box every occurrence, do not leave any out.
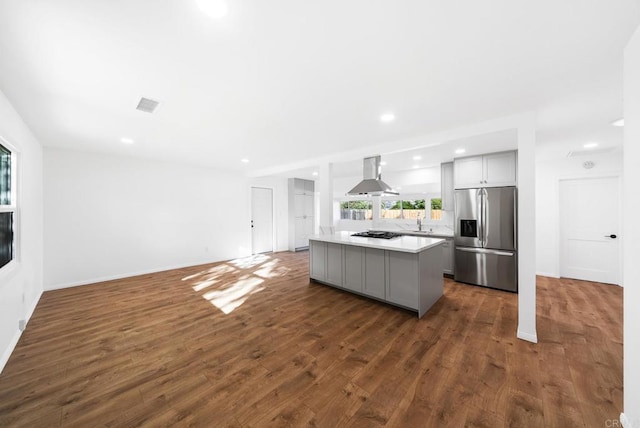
[136,97,160,113]
[566,147,615,158]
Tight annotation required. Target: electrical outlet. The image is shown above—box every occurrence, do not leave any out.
[18,319,26,331]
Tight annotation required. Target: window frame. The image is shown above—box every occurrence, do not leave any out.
[380,193,442,222]
[339,198,373,221]
[380,196,428,221]
[0,136,19,276]
[429,197,443,221]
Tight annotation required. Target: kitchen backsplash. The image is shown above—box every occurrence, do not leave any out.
[371,211,454,235]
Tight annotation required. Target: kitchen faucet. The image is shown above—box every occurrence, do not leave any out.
[417,216,422,231]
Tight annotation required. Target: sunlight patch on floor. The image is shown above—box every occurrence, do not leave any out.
[203,277,265,314]
[253,259,290,279]
[230,254,270,269]
[183,253,286,314]
[192,279,220,292]
[182,263,237,282]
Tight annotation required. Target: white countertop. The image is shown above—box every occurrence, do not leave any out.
[373,227,454,239]
[308,231,444,253]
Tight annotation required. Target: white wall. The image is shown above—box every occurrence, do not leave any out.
[249,176,289,252]
[535,151,623,277]
[0,89,43,373]
[622,24,640,428]
[516,121,537,343]
[44,148,251,289]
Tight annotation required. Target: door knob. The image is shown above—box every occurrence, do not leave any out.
[605,234,617,239]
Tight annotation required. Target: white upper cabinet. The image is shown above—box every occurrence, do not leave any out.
[295,178,315,196]
[454,151,517,189]
[454,156,484,188]
[483,151,517,187]
[440,162,454,211]
[304,179,314,194]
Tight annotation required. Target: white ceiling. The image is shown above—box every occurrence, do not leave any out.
[285,129,520,180]
[0,1,637,176]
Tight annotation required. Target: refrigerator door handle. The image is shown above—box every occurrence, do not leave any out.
[477,189,483,246]
[456,247,515,257]
[513,188,518,250]
[483,188,488,247]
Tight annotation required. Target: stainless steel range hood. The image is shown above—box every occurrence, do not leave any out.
[347,156,399,196]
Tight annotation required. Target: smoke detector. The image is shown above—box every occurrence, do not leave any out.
[136,97,160,113]
[583,161,595,169]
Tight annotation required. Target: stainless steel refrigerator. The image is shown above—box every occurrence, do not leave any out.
[454,187,518,292]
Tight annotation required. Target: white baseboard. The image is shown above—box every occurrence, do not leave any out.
[0,329,21,375]
[517,329,538,343]
[621,413,635,428]
[44,256,258,291]
[535,271,559,278]
[25,290,42,322]
[0,290,43,374]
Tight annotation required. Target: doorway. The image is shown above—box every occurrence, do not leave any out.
[251,187,274,255]
[559,176,620,285]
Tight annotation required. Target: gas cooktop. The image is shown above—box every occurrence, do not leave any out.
[351,231,402,239]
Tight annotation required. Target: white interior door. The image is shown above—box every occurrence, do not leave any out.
[560,177,620,284]
[251,187,273,254]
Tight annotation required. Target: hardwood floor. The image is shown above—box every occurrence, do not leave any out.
[0,252,623,427]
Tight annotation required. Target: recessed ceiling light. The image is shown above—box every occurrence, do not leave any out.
[241,158,249,163]
[121,137,134,144]
[412,155,422,161]
[611,118,624,127]
[380,161,387,166]
[196,0,228,18]
[455,148,466,154]
[312,171,318,176]
[583,142,599,149]
[380,113,395,123]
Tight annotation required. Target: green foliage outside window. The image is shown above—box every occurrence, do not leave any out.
[340,198,441,220]
[341,200,372,210]
[385,199,426,210]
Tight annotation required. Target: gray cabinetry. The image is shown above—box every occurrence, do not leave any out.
[386,231,454,276]
[363,248,386,299]
[326,243,343,286]
[309,240,326,280]
[386,252,419,310]
[440,162,454,211]
[454,151,517,189]
[309,238,444,318]
[442,238,454,275]
[342,245,364,292]
[310,241,344,286]
[288,178,315,251]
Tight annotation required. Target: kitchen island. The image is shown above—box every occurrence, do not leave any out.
[370,228,455,275]
[308,231,444,318]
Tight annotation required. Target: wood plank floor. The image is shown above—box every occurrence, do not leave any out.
[0,251,623,427]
